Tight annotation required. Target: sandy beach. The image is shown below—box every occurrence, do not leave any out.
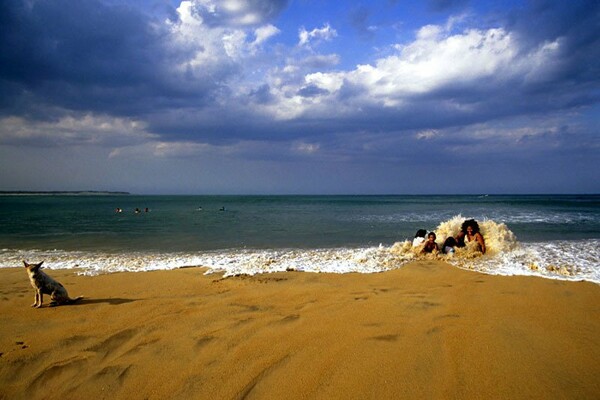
[1,261,599,399]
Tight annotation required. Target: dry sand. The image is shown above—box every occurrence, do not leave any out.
[0,261,599,399]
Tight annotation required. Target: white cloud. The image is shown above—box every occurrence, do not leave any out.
[416,129,440,140]
[223,30,248,58]
[109,140,218,159]
[360,26,518,99]
[168,1,231,69]
[305,71,344,93]
[221,1,263,25]
[460,117,568,142]
[188,0,285,27]
[167,1,281,72]
[153,141,213,157]
[298,23,338,47]
[258,20,561,119]
[253,24,280,45]
[293,141,320,154]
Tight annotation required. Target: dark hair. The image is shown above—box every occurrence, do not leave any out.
[461,219,480,234]
[443,237,457,247]
[427,232,436,239]
[414,229,427,238]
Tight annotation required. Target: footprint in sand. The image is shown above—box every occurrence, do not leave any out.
[408,300,441,310]
[426,326,442,335]
[230,303,262,313]
[279,314,300,323]
[433,314,460,320]
[92,364,132,387]
[59,335,92,348]
[85,328,138,360]
[195,336,215,349]
[28,356,88,395]
[370,334,400,342]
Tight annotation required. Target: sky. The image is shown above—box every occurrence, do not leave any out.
[0,0,598,194]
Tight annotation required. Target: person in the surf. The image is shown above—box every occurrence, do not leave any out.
[456,219,486,254]
[421,232,439,253]
[412,229,427,247]
[442,236,457,254]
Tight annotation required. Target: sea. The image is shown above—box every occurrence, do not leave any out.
[1,194,598,283]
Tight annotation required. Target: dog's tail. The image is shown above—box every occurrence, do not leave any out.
[68,296,84,304]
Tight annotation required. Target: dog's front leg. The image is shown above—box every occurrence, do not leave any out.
[35,290,43,308]
[31,291,38,307]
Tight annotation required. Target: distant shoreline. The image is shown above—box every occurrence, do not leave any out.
[0,191,130,196]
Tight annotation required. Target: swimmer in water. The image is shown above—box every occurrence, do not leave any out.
[456,219,486,254]
[412,229,427,247]
[422,232,439,253]
[442,236,457,254]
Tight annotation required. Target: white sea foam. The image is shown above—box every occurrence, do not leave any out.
[0,246,414,277]
[460,240,600,283]
[2,241,598,283]
[1,216,598,284]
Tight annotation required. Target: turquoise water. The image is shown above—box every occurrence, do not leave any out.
[1,194,598,282]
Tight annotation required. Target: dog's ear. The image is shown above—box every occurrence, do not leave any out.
[23,261,43,270]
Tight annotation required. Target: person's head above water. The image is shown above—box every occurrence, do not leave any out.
[415,229,427,238]
[461,219,481,234]
[443,237,457,247]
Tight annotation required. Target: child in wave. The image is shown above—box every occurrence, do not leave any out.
[421,232,439,253]
[412,229,427,247]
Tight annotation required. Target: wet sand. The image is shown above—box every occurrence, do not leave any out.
[0,261,599,399]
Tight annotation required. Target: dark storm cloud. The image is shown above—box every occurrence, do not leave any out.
[144,107,317,145]
[0,0,597,155]
[508,0,600,82]
[249,84,275,105]
[0,0,227,119]
[508,0,599,44]
[297,85,329,98]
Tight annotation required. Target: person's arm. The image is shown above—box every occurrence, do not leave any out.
[477,233,486,254]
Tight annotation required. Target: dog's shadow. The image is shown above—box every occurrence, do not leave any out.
[74,298,136,306]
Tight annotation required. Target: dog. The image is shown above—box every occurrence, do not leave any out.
[23,261,83,308]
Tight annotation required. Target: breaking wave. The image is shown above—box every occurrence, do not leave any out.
[1,216,598,284]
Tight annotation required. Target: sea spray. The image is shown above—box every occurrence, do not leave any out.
[433,215,519,256]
